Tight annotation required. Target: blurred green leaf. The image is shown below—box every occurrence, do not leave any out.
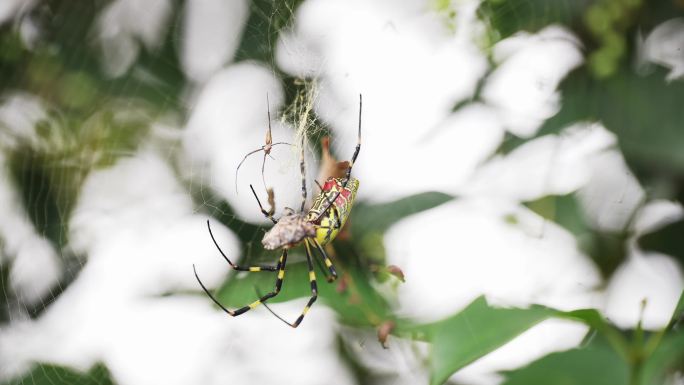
[524,194,588,236]
[501,336,629,385]
[391,298,627,385]
[545,66,684,182]
[351,192,453,236]
[638,219,684,266]
[524,194,629,277]
[640,331,684,385]
[1,363,114,385]
[673,290,684,324]
[402,296,557,385]
[0,262,10,324]
[236,0,306,63]
[478,0,591,40]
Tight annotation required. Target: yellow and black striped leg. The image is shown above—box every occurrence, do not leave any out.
[310,238,338,282]
[263,241,318,328]
[194,249,288,317]
[207,220,277,272]
[290,240,318,327]
[306,239,333,282]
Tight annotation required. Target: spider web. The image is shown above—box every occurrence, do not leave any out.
[0,1,673,385]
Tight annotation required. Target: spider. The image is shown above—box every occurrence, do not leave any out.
[193,95,363,328]
[234,94,293,193]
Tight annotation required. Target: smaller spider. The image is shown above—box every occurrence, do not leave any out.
[235,94,292,193]
[194,95,363,328]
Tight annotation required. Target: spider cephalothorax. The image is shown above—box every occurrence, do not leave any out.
[194,95,363,328]
[261,210,316,250]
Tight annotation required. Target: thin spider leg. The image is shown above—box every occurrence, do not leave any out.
[263,241,319,328]
[193,264,235,315]
[235,147,265,193]
[315,94,362,221]
[344,93,363,182]
[207,220,277,271]
[250,185,278,224]
[299,134,307,213]
[310,237,338,282]
[261,151,268,192]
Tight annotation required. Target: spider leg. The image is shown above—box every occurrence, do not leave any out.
[314,94,362,221]
[305,238,333,282]
[194,249,288,317]
[235,147,266,193]
[207,220,277,271]
[299,135,307,213]
[250,185,278,224]
[310,238,338,282]
[262,240,319,327]
[345,93,363,181]
[260,142,293,189]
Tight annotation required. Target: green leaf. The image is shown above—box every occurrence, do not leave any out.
[478,0,591,40]
[545,66,684,180]
[639,219,684,266]
[641,331,684,385]
[392,298,627,385]
[524,194,588,237]
[673,290,684,324]
[403,296,558,385]
[2,363,114,385]
[351,192,453,236]
[501,336,629,385]
[524,194,628,278]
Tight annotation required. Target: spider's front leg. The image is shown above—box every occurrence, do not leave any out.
[194,249,289,317]
[207,220,277,272]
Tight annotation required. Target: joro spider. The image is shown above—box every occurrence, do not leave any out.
[193,95,362,328]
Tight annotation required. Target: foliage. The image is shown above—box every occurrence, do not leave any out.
[1,364,114,385]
